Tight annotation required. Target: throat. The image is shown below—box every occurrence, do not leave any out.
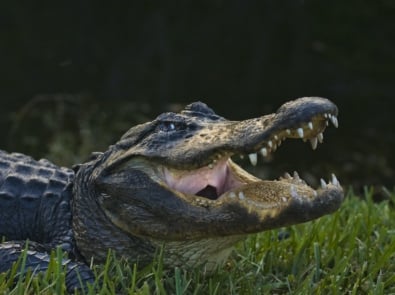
[196,185,219,200]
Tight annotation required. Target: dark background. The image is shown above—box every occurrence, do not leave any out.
[1,1,394,194]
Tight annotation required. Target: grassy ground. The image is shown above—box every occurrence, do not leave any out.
[1,188,395,294]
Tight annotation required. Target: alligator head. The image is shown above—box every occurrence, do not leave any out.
[73,97,343,268]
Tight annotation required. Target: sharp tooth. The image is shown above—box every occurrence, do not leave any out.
[268,140,273,148]
[310,137,318,150]
[248,153,258,166]
[324,113,328,118]
[286,129,291,135]
[317,132,324,143]
[330,116,339,128]
[320,179,327,189]
[284,172,292,179]
[313,191,318,197]
[260,147,268,157]
[278,140,282,147]
[274,135,278,140]
[308,122,313,130]
[208,163,214,169]
[326,121,329,126]
[229,192,237,198]
[328,113,332,119]
[297,128,304,138]
[331,173,339,186]
[293,171,300,180]
[238,192,246,200]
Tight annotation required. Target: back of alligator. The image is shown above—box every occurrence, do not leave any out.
[0,150,74,248]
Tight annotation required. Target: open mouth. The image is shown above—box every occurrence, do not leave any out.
[161,110,341,203]
[97,98,344,240]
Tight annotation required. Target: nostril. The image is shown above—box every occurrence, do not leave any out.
[196,185,218,200]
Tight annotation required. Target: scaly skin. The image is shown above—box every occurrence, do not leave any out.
[0,97,344,292]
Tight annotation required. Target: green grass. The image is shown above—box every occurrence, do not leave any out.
[1,189,395,294]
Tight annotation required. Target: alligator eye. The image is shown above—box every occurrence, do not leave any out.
[158,121,185,132]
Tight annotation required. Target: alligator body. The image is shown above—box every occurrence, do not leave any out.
[0,97,343,292]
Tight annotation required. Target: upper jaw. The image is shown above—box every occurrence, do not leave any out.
[238,106,338,168]
[162,97,339,169]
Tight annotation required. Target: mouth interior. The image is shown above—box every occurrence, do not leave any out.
[163,158,247,200]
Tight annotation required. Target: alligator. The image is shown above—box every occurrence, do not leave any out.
[0,97,343,292]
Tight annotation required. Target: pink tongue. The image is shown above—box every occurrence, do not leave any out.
[164,160,227,196]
